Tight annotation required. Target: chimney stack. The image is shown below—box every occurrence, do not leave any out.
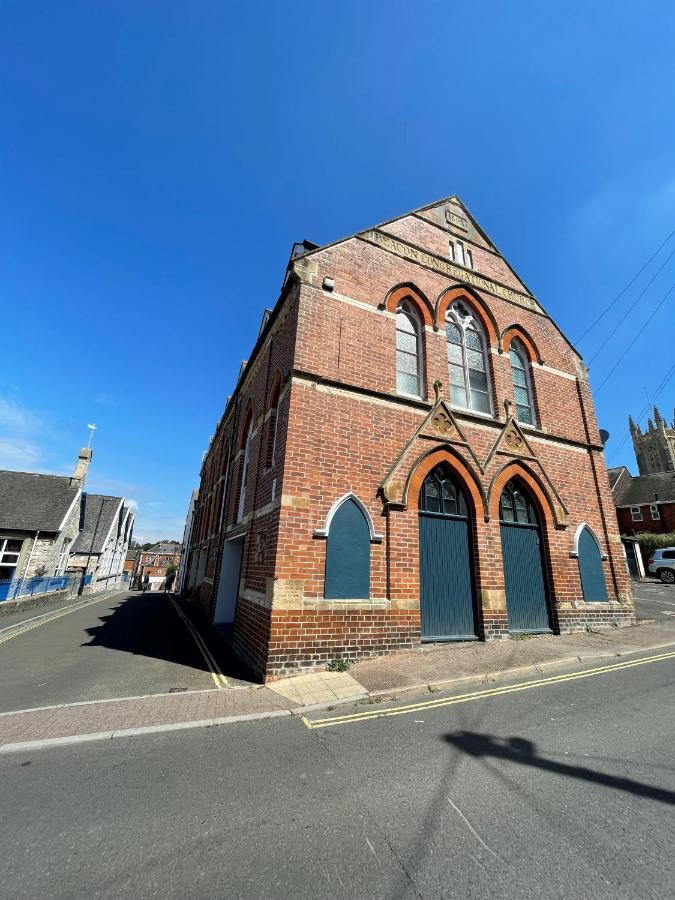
[72,448,93,487]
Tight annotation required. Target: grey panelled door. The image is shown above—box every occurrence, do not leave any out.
[499,478,551,632]
[419,466,476,640]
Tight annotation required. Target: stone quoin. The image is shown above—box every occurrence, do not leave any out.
[182,195,635,681]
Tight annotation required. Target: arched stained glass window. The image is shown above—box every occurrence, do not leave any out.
[509,340,535,425]
[446,301,492,414]
[499,478,539,526]
[396,300,423,397]
[420,465,468,518]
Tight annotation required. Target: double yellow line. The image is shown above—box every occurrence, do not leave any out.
[302,649,675,729]
[168,596,228,689]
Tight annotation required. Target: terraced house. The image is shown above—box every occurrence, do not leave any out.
[184,196,634,681]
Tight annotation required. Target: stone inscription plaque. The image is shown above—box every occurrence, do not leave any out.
[445,209,469,231]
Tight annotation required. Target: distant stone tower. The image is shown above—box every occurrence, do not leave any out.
[630,406,675,474]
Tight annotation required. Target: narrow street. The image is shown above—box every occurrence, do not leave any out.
[1,647,673,899]
[0,590,248,714]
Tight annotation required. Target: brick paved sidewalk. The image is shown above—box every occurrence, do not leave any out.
[0,686,294,747]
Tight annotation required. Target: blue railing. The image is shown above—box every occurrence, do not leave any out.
[0,574,78,602]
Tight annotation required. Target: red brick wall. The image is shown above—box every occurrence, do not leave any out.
[616,502,675,535]
[185,200,635,682]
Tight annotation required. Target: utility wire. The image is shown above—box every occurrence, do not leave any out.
[607,361,675,463]
[587,244,675,363]
[593,281,675,395]
[575,225,675,344]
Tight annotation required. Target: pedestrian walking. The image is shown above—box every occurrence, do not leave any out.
[164,570,176,593]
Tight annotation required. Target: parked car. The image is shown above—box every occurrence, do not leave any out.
[647,548,675,583]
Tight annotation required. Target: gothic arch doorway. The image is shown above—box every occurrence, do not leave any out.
[418,464,477,640]
[499,478,551,632]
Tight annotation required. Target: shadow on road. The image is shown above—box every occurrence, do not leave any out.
[443,731,675,806]
[81,592,254,683]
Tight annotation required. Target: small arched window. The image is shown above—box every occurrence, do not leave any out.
[396,300,423,397]
[509,340,535,425]
[265,383,281,469]
[236,415,253,524]
[324,497,371,599]
[499,478,540,526]
[446,301,492,414]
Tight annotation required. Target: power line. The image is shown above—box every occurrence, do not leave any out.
[606,360,675,463]
[587,244,675,364]
[594,280,675,395]
[575,224,675,344]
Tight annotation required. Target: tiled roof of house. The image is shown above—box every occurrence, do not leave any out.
[71,494,123,554]
[148,541,181,553]
[0,470,80,532]
[613,472,675,507]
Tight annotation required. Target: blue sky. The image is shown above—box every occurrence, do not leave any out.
[1,2,674,542]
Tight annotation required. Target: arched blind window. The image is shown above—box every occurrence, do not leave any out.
[446,301,492,414]
[509,341,534,425]
[396,301,422,397]
[324,498,371,599]
[577,526,608,602]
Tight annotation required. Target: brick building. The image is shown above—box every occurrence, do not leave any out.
[608,407,675,537]
[184,195,634,681]
[137,541,181,590]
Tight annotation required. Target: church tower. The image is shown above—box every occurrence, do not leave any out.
[630,406,675,474]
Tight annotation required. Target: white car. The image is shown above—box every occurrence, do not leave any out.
[647,548,675,584]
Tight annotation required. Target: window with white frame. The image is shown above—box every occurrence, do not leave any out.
[630,506,643,522]
[396,300,423,397]
[0,537,22,581]
[448,241,454,261]
[445,301,492,414]
[650,503,660,520]
[55,538,71,575]
[509,340,535,425]
[455,241,465,266]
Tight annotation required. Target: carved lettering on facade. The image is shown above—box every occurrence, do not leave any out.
[360,230,542,314]
[445,209,469,231]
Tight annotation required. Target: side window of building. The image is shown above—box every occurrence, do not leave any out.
[237,414,253,524]
[509,339,535,426]
[324,498,371,600]
[630,506,643,522]
[396,300,423,398]
[445,301,492,414]
[266,384,281,469]
[0,538,22,581]
[650,503,660,520]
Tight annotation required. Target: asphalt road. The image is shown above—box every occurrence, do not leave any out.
[2,650,673,898]
[0,591,238,712]
[632,578,675,623]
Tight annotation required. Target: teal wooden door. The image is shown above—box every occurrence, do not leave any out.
[499,479,551,633]
[418,466,476,641]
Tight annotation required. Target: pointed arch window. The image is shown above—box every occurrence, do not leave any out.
[445,301,492,414]
[236,417,253,524]
[509,340,535,425]
[396,300,423,397]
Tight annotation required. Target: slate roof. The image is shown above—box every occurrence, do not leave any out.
[0,470,80,532]
[71,494,123,555]
[612,472,675,507]
[148,541,181,554]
